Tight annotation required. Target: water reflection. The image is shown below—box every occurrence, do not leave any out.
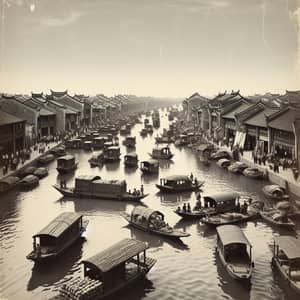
[104,161,120,171]
[27,240,84,292]
[141,173,159,184]
[158,191,196,205]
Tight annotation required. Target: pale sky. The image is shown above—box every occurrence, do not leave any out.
[0,0,299,97]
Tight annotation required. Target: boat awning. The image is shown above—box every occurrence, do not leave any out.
[83,238,148,273]
[264,185,285,194]
[34,212,82,238]
[274,236,300,260]
[203,192,239,204]
[164,175,191,182]
[131,206,163,221]
[217,225,251,246]
[125,153,137,158]
[57,155,75,161]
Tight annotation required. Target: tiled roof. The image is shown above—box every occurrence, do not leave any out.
[244,107,279,128]
[222,102,252,119]
[267,108,299,132]
[0,110,24,126]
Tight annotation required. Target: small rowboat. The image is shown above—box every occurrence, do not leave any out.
[149,146,174,160]
[259,209,295,229]
[216,158,231,168]
[19,175,39,189]
[228,162,248,173]
[211,150,231,160]
[243,167,264,179]
[0,176,20,193]
[123,206,190,239]
[38,154,55,165]
[33,167,48,179]
[262,185,290,200]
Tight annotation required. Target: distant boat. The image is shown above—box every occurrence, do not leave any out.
[56,155,78,174]
[149,146,174,160]
[216,225,254,281]
[228,162,248,173]
[243,167,264,179]
[0,176,20,194]
[26,212,88,262]
[262,185,290,200]
[216,158,231,168]
[19,175,39,189]
[33,167,48,179]
[140,159,159,174]
[260,209,295,229]
[124,153,138,167]
[122,136,136,148]
[38,154,55,165]
[88,151,104,167]
[103,146,121,162]
[123,206,190,238]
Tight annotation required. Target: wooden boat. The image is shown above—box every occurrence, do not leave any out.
[93,137,105,149]
[50,146,66,157]
[149,146,174,160]
[56,155,78,174]
[174,134,189,147]
[175,192,239,219]
[26,212,88,262]
[83,141,93,151]
[64,138,81,149]
[211,150,231,160]
[123,206,190,238]
[243,167,264,179]
[262,185,290,200]
[140,159,159,174]
[53,175,148,201]
[0,176,20,193]
[272,236,300,295]
[33,167,48,179]
[228,162,248,173]
[124,153,138,167]
[216,158,231,168]
[19,174,39,189]
[58,238,156,300]
[140,128,148,136]
[120,125,130,135]
[196,143,215,157]
[156,175,204,193]
[216,225,254,280]
[38,153,55,165]
[123,136,136,148]
[88,151,104,167]
[21,166,37,177]
[103,146,121,162]
[259,209,295,229]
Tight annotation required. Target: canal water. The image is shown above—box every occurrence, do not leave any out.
[0,109,299,300]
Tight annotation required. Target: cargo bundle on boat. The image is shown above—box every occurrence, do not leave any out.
[19,174,39,189]
[26,212,88,263]
[88,151,104,167]
[175,192,239,219]
[140,159,159,174]
[123,136,136,148]
[53,175,148,201]
[123,206,190,238]
[0,176,20,193]
[58,238,156,300]
[124,153,138,167]
[149,146,174,160]
[272,236,300,295]
[216,225,254,280]
[103,146,121,162]
[262,185,290,200]
[57,155,78,174]
[38,153,55,165]
[156,175,204,193]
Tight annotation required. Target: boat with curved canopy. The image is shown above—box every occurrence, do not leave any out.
[149,146,174,160]
[26,212,88,262]
[33,167,48,179]
[272,236,300,295]
[53,175,148,201]
[38,153,55,165]
[175,192,239,219]
[0,176,20,194]
[262,185,290,200]
[216,158,231,168]
[259,209,295,229]
[156,175,204,193]
[216,225,254,280]
[124,153,138,167]
[123,206,190,238]
[242,167,264,179]
[228,162,248,173]
[19,174,39,189]
[103,146,121,162]
[140,159,159,174]
[123,136,136,148]
[58,238,156,300]
[211,150,231,160]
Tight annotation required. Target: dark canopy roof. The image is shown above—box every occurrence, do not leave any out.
[204,192,239,203]
[274,236,300,259]
[57,155,75,161]
[125,153,137,158]
[83,238,148,273]
[34,212,82,238]
[217,225,251,246]
[141,159,159,165]
[131,206,164,221]
[164,175,191,182]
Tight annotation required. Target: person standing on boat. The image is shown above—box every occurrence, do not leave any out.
[141,185,144,195]
[190,173,194,181]
[187,203,191,212]
[183,203,187,212]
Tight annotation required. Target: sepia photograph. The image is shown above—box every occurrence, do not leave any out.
[0,0,300,299]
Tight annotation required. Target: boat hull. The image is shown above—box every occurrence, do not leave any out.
[156,182,203,193]
[53,185,147,202]
[259,212,295,228]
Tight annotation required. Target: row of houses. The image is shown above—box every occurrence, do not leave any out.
[183,90,300,161]
[0,91,147,154]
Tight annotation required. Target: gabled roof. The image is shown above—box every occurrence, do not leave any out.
[243,105,279,128]
[83,238,148,273]
[267,107,300,132]
[0,110,25,126]
[221,100,252,120]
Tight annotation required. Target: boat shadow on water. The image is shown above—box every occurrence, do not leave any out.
[157,190,197,204]
[141,173,159,184]
[27,239,84,292]
[214,250,251,300]
[124,225,189,251]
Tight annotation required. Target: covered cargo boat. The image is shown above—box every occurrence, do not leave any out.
[124,153,138,167]
[53,175,148,201]
[104,146,121,162]
[0,176,20,193]
[149,146,174,160]
[56,155,78,174]
[140,159,159,174]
